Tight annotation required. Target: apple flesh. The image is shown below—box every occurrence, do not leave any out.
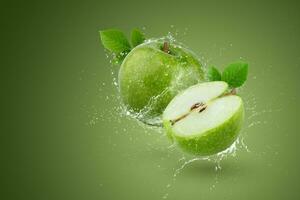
[163,81,244,155]
[119,40,204,126]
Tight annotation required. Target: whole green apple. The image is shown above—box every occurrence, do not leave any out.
[119,39,204,126]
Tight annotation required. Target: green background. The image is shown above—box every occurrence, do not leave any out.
[1,0,300,199]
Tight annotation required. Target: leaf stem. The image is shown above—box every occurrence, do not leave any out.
[224,88,237,96]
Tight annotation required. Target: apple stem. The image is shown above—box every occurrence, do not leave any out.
[163,42,170,53]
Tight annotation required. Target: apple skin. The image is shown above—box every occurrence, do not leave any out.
[119,40,204,125]
[163,96,244,156]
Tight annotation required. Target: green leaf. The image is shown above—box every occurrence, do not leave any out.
[207,66,221,81]
[99,29,131,53]
[131,29,145,47]
[221,62,248,88]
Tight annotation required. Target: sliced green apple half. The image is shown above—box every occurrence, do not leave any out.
[163,81,244,156]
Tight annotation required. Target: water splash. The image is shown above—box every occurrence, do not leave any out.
[88,30,260,151]
[91,30,256,154]
[91,28,276,199]
[161,135,250,199]
[173,137,241,176]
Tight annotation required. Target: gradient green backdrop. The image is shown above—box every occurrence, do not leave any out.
[1,0,300,199]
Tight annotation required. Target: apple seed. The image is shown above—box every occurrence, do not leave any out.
[170,102,207,125]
